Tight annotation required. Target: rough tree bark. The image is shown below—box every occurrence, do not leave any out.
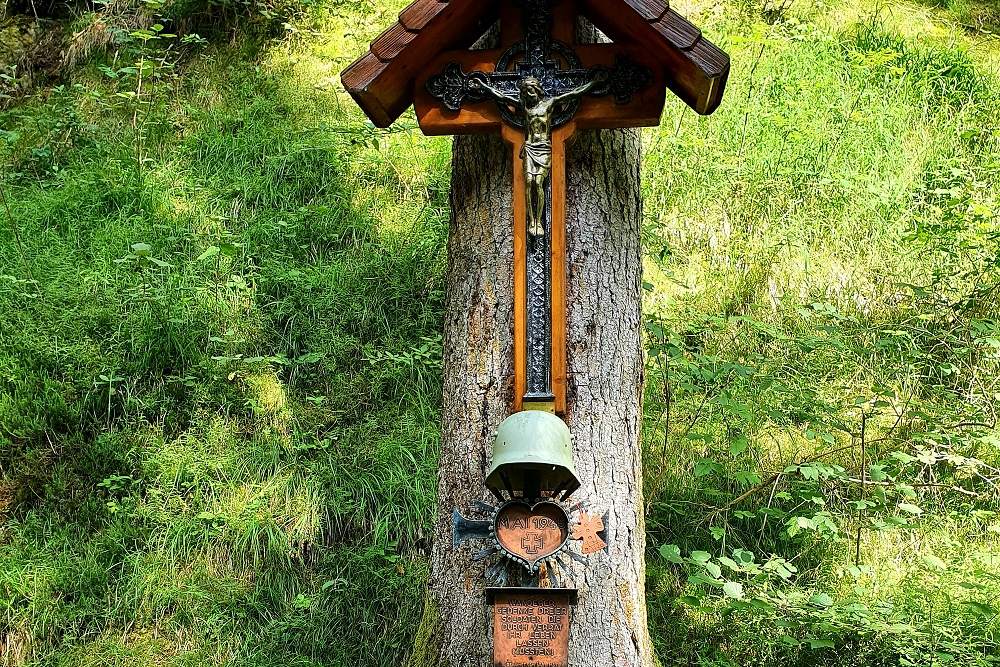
[408,122,651,667]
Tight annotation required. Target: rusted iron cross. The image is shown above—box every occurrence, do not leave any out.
[414,0,666,414]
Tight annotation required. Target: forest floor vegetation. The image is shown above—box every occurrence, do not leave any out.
[1,0,998,665]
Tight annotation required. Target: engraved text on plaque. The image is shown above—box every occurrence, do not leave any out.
[488,588,575,667]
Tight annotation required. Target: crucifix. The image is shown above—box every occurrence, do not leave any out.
[466,69,608,239]
[415,0,667,414]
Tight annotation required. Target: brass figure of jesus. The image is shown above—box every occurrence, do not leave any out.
[469,71,607,238]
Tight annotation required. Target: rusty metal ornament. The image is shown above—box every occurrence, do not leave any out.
[493,499,570,572]
[452,496,608,585]
[570,511,607,555]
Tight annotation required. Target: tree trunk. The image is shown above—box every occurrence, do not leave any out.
[409,125,651,667]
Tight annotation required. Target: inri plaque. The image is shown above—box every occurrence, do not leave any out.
[487,588,577,667]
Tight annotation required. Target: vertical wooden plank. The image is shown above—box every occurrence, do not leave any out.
[504,125,527,414]
[550,123,573,416]
[547,1,577,416]
[501,1,580,415]
[500,0,522,415]
[552,0,577,43]
[499,1,522,48]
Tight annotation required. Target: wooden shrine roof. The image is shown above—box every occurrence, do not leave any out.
[582,0,730,115]
[341,0,730,128]
[340,0,496,127]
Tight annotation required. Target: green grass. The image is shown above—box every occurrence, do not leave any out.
[914,0,1000,33]
[1,0,998,665]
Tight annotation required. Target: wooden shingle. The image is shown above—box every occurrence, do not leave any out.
[399,0,448,31]
[622,0,668,22]
[370,23,419,62]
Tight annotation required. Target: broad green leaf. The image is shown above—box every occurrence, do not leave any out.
[963,601,997,616]
[658,544,683,564]
[921,554,947,571]
[890,451,916,464]
[730,435,749,455]
[197,246,221,262]
[694,459,720,477]
[809,593,834,608]
[296,352,326,364]
[764,557,797,580]
[688,573,723,587]
[719,556,740,572]
[734,470,762,487]
[722,581,744,599]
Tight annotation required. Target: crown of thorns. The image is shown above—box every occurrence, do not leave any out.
[520,77,544,96]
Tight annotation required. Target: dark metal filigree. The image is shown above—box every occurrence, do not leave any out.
[524,190,553,402]
[425,63,486,112]
[605,55,654,104]
[425,0,652,129]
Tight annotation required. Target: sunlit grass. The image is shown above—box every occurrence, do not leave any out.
[1,0,998,665]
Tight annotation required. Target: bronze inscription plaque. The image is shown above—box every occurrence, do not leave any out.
[490,589,573,667]
[494,501,569,569]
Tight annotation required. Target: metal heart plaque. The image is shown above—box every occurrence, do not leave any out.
[493,500,570,571]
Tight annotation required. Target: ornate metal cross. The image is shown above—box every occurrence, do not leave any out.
[428,0,650,242]
[414,0,665,413]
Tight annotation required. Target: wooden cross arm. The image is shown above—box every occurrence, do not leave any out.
[413,45,668,136]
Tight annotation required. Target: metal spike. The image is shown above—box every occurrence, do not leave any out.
[544,558,562,588]
[473,546,498,562]
[474,500,499,516]
[598,510,610,544]
[562,545,588,564]
[548,477,571,501]
[551,557,576,588]
[486,561,509,587]
[500,470,516,499]
[452,508,492,547]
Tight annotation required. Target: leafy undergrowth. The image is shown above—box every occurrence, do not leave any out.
[0,0,997,665]
[2,0,444,664]
[641,2,1000,666]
